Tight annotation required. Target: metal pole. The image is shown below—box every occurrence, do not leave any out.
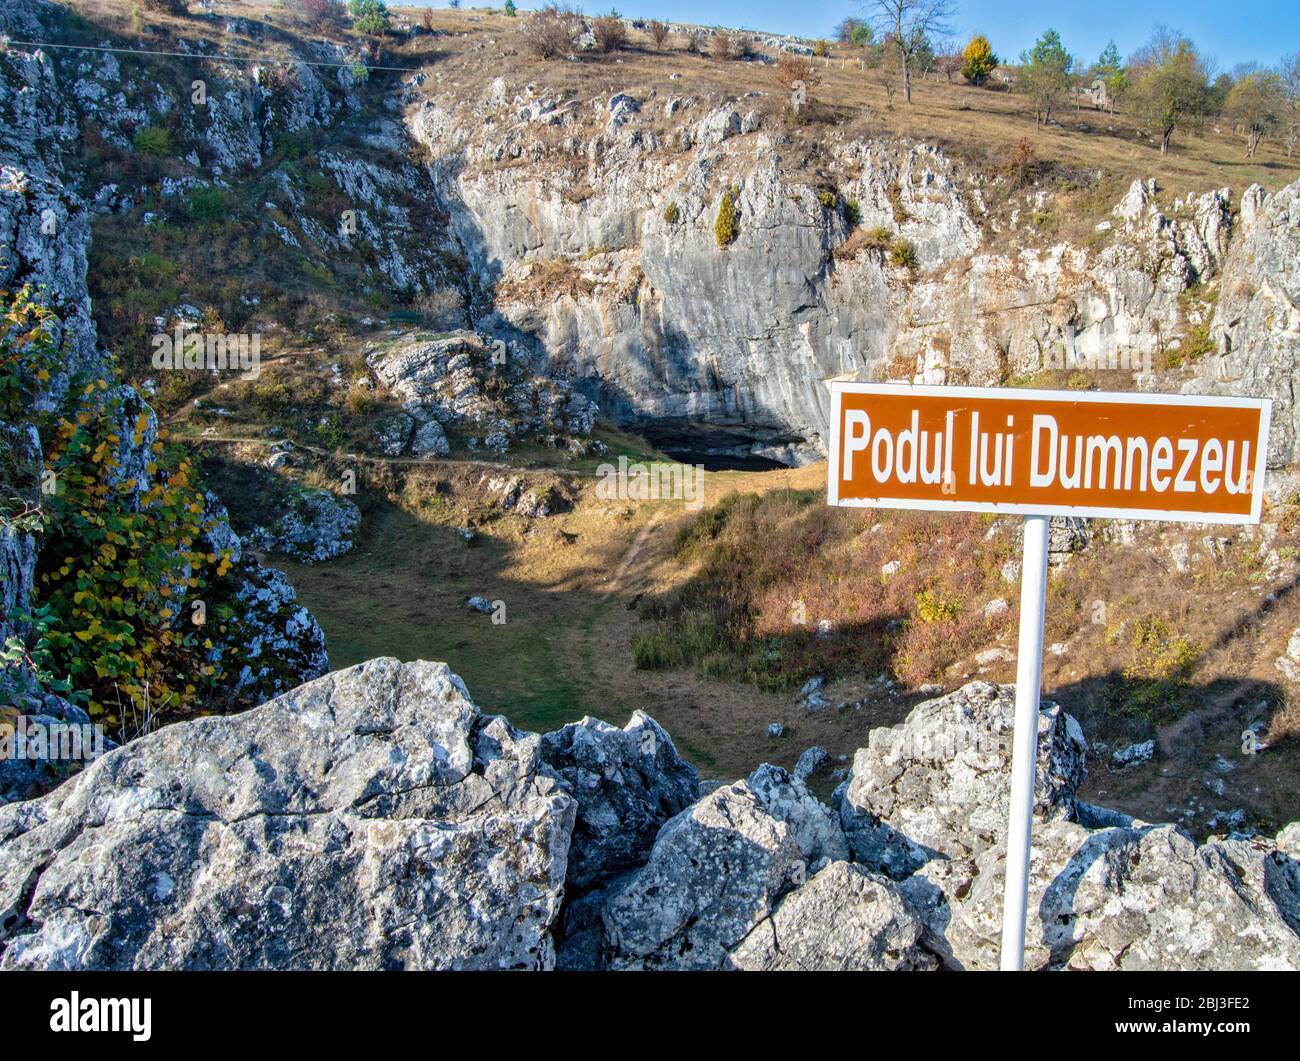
[999,513,1050,970]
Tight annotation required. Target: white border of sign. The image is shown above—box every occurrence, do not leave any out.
[827,381,1271,525]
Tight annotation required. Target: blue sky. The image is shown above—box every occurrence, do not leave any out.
[484,1,1300,69]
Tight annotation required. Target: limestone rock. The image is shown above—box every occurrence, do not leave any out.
[839,681,1087,875]
[906,821,1300,971]
[539,711,698,893]
[595,778,809,970]
[729,860,938,971]
[0,659,576,970]
[245,488,361,563]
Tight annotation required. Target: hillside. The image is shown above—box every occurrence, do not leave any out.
[0,0,1298,975]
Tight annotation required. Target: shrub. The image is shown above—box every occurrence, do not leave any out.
[300,0,345,30]
[504,0,517,15]
[592,14,627,52]
[714,190,739,246]
[813,40,830,58]
[524,5,576,59]
[710,32,734,62]
[915,588,960,623]
[863,224,893,249]
[141,0,186,13]
[818,190,836,209]
[2,291,230,721]
[662,201,680,224]
[647,19,669,49]
[133,126,173,156]
[187,186,228,225]
[1002,136,1038,189]
[888,237,918,269]
[842,199,862,227]
[773,52,821,112]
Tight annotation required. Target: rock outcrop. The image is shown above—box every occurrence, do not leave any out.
[0,662,1296,971]
[0,22,330,739]
[841,684,1300,970]
[411,69,1300,471]
[0,659,575,970]
[837,682,1087,876]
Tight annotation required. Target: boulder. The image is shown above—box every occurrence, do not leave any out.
[0,659,575,970]
[594,778,810,970]
[841,681,1300,970]
[539,712,698,893]
[729,861,937,971]
[902,821,1300,970]
[839,681,1087,875]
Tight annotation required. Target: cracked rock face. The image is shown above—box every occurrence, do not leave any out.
[1202,181,1300,467]
[0,659,576,970]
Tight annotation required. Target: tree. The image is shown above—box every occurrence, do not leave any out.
[961,33,998,85]
[646,19,669,49]
[504,0,517,15]
[1093,40,1126,114]
[1127,28,1210,155]
[348,0,389,37]
[1018,28,1074,126]
[1281,52,1300,157]
[836,17,872,46]
[1210,72,1235,114]
[862,0,956,104]
[1226,69,1286,157]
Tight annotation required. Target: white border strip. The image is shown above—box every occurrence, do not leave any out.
[827,382,1272,526]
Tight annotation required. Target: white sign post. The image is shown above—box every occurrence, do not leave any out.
[826,382,1272,970]
[999,514,1049,970]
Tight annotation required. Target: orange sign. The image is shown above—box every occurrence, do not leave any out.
[828,383,1270,524]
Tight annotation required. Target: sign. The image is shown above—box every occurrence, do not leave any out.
[828,383,1271,524]
[825,380,1272,971]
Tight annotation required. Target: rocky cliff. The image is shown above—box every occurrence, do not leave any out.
[1,659,1295,970]
[411,80,1300,469]
[5,1,1293,474]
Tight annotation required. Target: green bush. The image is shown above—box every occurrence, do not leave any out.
[187,186,228,225]
[133,126,173,156]
[714,190,739,247]
[662,201,680,224]
[818,190,836,209]
[843,198,862,227]
[1,290,230,721]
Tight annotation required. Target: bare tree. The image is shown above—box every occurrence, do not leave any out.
[861,0,956,103]
[1281,52,1300,157]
